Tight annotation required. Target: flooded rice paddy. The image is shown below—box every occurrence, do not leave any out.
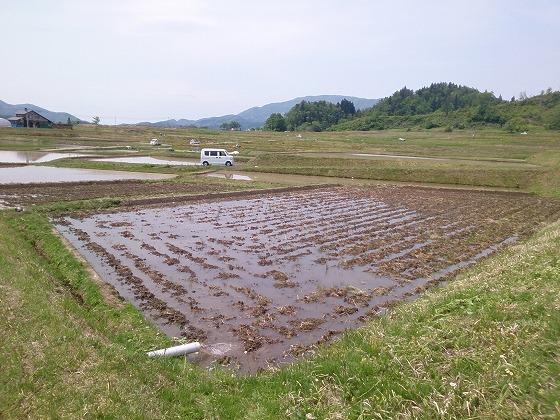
[55,186,560,372]
[0,166,175,184]
[0,150,87,164]
[92,156,199,166]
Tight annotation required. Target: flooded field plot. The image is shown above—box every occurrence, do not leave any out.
[0,166,174,185]
[92,156,199,166]
[0,150,88,164]
[55,186,560,372]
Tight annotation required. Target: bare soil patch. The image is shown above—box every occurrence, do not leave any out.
[0,180,244,207]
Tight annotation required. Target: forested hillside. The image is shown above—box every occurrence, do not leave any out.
[333,83,560,131]
[265,83,560,132]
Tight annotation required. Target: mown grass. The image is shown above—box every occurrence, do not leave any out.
[243,154,543,189]
[1,209,559,418]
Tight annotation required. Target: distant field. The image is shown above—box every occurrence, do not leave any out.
[1,125,558,195]
[244,153,543,189]
[1,125,558,160]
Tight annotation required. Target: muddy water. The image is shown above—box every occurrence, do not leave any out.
[0,166,175,184]
[0,150,88,164]
[92,157,199,166]
[55,186,560,372]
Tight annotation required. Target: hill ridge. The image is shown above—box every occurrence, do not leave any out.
[0,100,83,124]
[138,95,378,129]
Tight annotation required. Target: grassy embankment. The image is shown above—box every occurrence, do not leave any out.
[1,207,559,418]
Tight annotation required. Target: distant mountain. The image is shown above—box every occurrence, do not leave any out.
[138,95,379,129]
[0,100,83,123]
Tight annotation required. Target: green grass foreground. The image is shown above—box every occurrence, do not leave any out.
[1,210,559,418]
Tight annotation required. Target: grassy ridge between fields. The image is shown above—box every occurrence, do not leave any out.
[1,211,559,418]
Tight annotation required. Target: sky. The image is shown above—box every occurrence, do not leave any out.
[1,0,559,123]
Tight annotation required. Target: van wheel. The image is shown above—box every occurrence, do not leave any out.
[202,161,209,167]
[225,161,232,167]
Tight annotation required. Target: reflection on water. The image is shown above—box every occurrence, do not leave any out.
[0,166,175,184]
[92,157,199,166]
[204,173,253,181]
[0,150,87,164]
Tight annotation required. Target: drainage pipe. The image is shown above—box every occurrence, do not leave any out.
[147,342,201,357]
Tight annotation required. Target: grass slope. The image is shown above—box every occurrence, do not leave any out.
[1,209,559,418]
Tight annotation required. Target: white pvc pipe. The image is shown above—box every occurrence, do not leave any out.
[147,342,201,357]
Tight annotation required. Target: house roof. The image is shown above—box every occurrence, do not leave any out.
[7,116,22,121]
[12,109,53,123]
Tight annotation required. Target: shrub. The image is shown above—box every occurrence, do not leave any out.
[545,106,560,130]
[504,117,528,133]
[424,120,440,129]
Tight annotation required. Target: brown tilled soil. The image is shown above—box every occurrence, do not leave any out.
[55,185,560,372]
[0,180,246,207]
[0,163,26,168]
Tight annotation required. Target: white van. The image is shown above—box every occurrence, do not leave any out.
[200,148,234,166]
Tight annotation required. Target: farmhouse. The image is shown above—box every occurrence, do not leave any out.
[8,108,53,128]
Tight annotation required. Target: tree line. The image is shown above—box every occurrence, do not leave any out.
[264,99,356,132]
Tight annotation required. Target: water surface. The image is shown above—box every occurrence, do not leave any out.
[92,157,199,166]
[0,166,175,184]
[0,150,87,164]
[204,173,253,181]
